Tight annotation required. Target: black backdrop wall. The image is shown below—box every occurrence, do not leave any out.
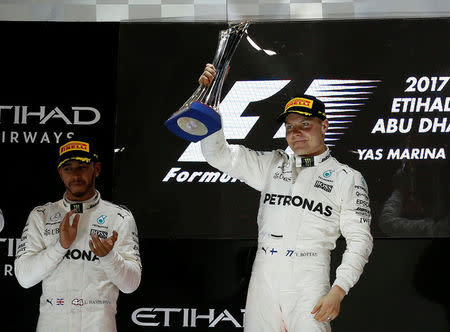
[0,21,119,331]
[0,19,449,331]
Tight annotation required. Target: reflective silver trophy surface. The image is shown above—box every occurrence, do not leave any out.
[165,22,250,142]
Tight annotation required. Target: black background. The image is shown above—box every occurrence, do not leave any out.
[0,19,449,331]
[115,19,450,239]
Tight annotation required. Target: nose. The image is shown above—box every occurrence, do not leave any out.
[292,125,303,134]
[71,168,84,178]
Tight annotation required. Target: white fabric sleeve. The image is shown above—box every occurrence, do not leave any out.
[332,171,373,294]
[100,215,142,294]
[14,210,67,288]
[201,129,276,192]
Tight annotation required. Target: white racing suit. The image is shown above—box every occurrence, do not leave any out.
[15,191,142,332]
[201,130,373,332]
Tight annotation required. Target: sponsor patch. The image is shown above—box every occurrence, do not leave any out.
[90,229,108,239]
[323,170,334,178]
[314,180,333,193]
[320,154,331,163]
[273,172,291,182]
[302,157,314,167]
[50,212,62,222]
[356,191,369,200]
[44,228,59,236]
[70,203,83,213]
[356,207,371,216]
[60,141,89,155]
[91,224,108,229]
[72,299,84,306]
[97,215,107,224]
[263,193,333,217]
[361,177,366,186]
[355,185,368,194]
[285,97,313,110]
[356,199,369,207]
[319,169,335,183]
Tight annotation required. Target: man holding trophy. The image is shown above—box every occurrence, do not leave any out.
[167,23,373,332]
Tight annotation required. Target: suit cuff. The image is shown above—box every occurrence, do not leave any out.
[332,279,350,295]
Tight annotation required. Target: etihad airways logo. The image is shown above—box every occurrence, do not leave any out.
[0,212,21,278]
[162,79,380,183]
[0,105,102,144]
[132,307,245,328]
[0,105,100,125]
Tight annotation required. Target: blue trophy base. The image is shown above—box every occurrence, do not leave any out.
[165,101,221,142]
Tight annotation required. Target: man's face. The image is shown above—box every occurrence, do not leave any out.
[58,160,101,201]
[285,113,328,156]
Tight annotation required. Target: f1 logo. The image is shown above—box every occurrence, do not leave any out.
[177,80,291,162]
[176,79,379,162]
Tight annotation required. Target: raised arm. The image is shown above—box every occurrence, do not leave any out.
[199,64,278,191]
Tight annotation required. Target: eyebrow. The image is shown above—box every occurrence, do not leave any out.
[62,162,86,168]
[285,119,311,124]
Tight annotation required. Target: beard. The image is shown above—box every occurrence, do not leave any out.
[66,173,96,199]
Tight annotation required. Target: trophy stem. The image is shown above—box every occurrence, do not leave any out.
[205,21,250,109]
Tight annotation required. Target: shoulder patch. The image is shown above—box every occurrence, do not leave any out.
[338,164,356,178]
[34,202,52,214]
[104,200,132,219]
[275,149,287,157]
[275,149,290,163]
[103,200,130,211]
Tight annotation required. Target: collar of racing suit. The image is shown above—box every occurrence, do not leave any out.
[62,190,101,212]
[294,147,330,168]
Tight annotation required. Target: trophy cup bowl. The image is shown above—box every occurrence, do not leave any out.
[165,22,250,142]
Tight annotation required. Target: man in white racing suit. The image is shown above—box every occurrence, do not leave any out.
[198,64,373,331]
[15,139,142,332]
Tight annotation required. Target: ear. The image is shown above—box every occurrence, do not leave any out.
[57,167,63,179]
[322,119,329,135]
[94,162,102,178]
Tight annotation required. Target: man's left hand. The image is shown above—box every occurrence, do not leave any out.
[89,230,118,257]
[311,285,346,322]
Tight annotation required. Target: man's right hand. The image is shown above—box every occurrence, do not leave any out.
[198,63,216,87]
[59,210,80,249]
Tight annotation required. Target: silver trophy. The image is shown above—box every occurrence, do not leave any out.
[165,22,250,142]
